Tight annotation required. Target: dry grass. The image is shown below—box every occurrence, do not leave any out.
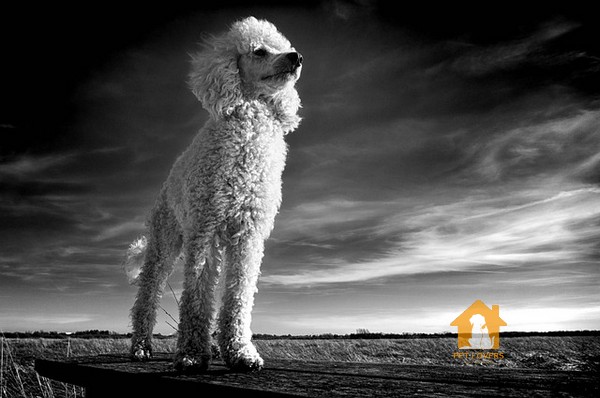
[2,335,598,397]
[256,336,600,370]
[0,337,176,397]
[1,336,81,398]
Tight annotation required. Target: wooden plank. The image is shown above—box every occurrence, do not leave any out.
[35,354,598,397]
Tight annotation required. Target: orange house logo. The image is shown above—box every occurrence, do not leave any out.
[450,300,507,349]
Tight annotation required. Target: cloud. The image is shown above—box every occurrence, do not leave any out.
[447,19,580,76]
[0,153,75,177]
[504,305,600,331]
[571,147,600,184]
[467,109,600,182]
[0,148,150,265]
[270,106,600,288]
[323,0,376,21]
[263,186,600,286]
[0,314,95,326]
[93,220,146,242]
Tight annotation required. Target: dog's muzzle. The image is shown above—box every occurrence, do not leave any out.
[286,52,303,70]
[262,52,303,81]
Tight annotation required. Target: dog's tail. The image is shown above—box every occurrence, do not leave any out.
[123,236,147,285]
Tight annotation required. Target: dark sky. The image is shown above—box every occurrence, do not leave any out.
[1,1,599,334]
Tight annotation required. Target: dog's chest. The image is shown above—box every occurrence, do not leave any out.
[221,128,287,198]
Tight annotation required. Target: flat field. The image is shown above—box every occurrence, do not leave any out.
[2,335,599,397]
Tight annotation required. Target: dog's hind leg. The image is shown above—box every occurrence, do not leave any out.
[174,231,222,371]
[130,194,182,360]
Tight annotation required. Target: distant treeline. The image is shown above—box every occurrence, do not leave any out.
[253,330,600,340]
[1,330,128,339]
[2,329,599,339]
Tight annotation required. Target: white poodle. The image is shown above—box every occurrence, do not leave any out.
[124,16,302,372]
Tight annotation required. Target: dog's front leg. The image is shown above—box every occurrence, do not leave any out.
[218,232,264,371]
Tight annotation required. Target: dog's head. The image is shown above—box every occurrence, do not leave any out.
[189,17,302,130]
[469,314,487,330]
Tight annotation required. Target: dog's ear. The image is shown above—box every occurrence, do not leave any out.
[189,37,244,119]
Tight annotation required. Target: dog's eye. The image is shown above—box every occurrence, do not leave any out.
[253,48,267,57]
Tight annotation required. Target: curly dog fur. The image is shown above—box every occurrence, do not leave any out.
[125,16,302,371]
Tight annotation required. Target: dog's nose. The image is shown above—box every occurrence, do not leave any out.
[286,52,303,68]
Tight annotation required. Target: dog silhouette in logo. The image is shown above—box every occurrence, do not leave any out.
[467,313,494,349]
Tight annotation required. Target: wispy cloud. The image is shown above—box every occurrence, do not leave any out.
[447,19,580,76]
[0,314,94,326]
[268,101,600,287]
[468,109,600,182]
[0,153,75,177]
[93,219,146,242]
[264,186,600,286]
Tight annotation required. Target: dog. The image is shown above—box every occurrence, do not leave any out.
[125,16,302,371]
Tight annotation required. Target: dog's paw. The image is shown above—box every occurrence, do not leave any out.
[174,354,210,373]
[224,344,264,372]
[130,339,152,361]
[230,354,264,372]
